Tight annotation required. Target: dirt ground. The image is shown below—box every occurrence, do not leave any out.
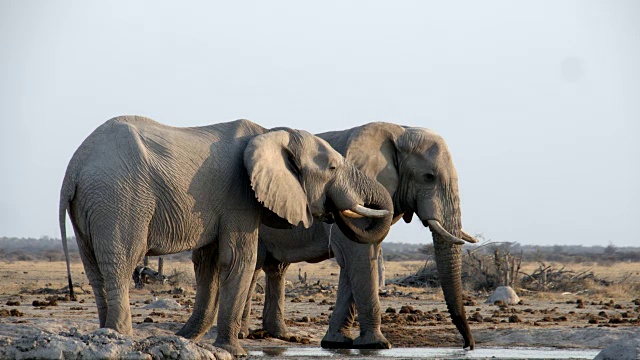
[0,259,639,358]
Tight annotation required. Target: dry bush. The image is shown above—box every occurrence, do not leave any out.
[390,242,522,292]
[391,239,640,300]
[461,242,522,292]
[167,268,196,290]
[388,263,440,288]
[519,262,611,293]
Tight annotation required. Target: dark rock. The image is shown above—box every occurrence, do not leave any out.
[399,305,414,314]
[509,315,522,323]
[468,312,484,322]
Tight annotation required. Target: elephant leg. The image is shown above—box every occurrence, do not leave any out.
[239,242,267,339]
[262,260,291,338]
[95,243,142,334]
[213,218,259,357]
[323,239,390,349]
[89,275,108,328]
[321,268,356,348]
[238,268,261,339]
[348,243,390,349]
[177,242,220,340]
[77,240,107,327]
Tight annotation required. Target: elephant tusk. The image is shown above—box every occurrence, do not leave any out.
[461,230,479,243]
[426,220,466,245]
[341,205,389,219]
[341,209,364,219]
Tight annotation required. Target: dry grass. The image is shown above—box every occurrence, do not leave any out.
[386,260,426,278]
[518,260,640,299]
[2,258,637,301]
[0,261,85,295]
[519,261,640,282]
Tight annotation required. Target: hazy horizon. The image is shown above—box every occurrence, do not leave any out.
[1,1,638,246]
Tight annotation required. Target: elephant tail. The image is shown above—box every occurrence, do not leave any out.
[59,173,77,301]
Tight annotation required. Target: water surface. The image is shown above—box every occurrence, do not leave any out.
[247,346,599,359]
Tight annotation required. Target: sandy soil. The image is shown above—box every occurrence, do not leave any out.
[0,260,638,358]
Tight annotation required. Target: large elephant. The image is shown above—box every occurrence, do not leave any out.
[58,116,393,356]
[241,122,478,349]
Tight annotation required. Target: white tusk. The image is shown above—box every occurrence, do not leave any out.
[461,230,479,243]
[341,209,365,219]
[341,205,389,219]
[426,220,466,245]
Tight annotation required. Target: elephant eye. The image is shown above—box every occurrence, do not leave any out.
[424,173,436,183]
[328,165,337,171]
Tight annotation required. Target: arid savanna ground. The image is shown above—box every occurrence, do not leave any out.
[0,256,639,358]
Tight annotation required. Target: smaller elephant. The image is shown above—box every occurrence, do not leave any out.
[59,116,393,356]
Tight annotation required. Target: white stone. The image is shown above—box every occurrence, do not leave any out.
[143,298,183,309]
[485,286,520,305]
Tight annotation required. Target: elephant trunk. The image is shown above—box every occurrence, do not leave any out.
[330,165,393,244]
[433,234,474,349]
[419,177,474,349]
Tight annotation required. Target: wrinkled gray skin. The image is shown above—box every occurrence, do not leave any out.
[241,122,475,350]
[59,116,393,356]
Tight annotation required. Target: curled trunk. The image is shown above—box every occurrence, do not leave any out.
[330,165,393,244]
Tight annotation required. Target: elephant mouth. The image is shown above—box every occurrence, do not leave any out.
[315,212,335,224]
[422,219,479,245]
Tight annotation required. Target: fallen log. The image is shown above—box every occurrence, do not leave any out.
[133,265,167,289]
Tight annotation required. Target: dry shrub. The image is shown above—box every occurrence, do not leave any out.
[388,263,440,288]
[461,242,521,292]
[167,269,195,290]
[391,242,522,292]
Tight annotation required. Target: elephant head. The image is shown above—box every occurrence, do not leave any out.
[324,122,477,349]
[244,128,393,245]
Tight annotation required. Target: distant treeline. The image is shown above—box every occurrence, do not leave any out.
[0,236,79,262]
[0,236,189,262]
[1,236,639,263]
[382,240,640,263]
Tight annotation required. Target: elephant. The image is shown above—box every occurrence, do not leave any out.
[58,116,393,356]
[239,122,478,350]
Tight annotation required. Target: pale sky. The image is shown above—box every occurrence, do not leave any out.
[1,1,638,246]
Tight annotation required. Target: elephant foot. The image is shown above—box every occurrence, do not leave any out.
[213,339,247,357]
[321,332,354,349]
[352,332,391,349]
[176,326,204,341]
[262,323,289,339]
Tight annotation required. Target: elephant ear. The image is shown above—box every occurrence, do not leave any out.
[244,130,313,228]
[345,122,405,198]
